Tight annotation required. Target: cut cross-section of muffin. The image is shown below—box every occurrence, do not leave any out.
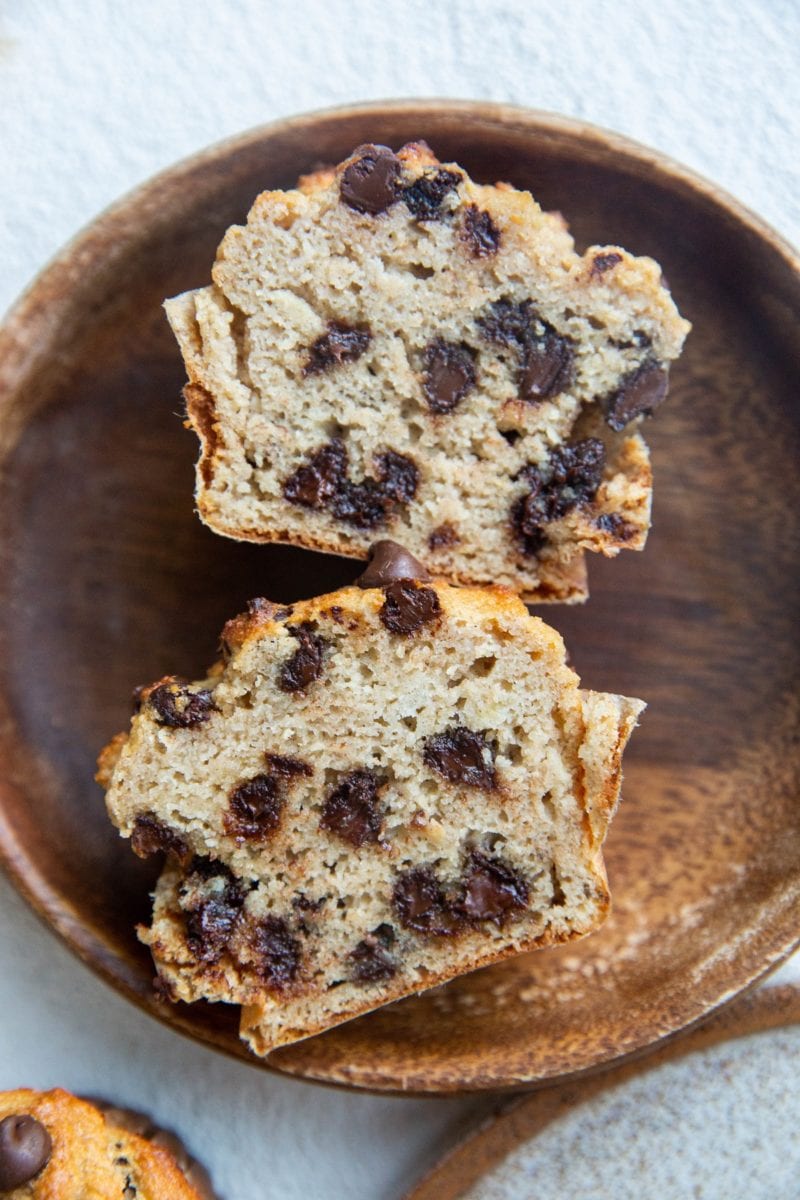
[165,141,689,602]
[98,546,644,1055]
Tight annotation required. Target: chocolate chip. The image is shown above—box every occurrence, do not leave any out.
[0,1115,52,1189]
[423,726,498,790]
[392,866,463,935]
[512,439,606,555]
[604,360,669,431]
[379,580,442,636]
[428,522,459,549]
[462,205,501,256]
[185,855,238,883]
[304,321,371,375]
[376,450,419,504]
[225,774,282,841]
[283,439,347,510]
[148,680,216,729]
[131,683,146,713]
[265,753,313,780]
[349,930,397,982]
[278,623,325,693]
[185,889,243,963]
[478,299,572,401]
[330,479,388,528]
[330,448,419,529]
[252,916,301,988]
[422,339,476,413]
[285,439,418,529]
[181,860,245,962]
[355,540,431,587]
[519,330,573,402]
[596,512,637,540]
[591,252,622,276]
[320,769,383,846]
[477,298,533,347]
[499,429,521,447]
[130,814,190,865]
[457,851,528,923]
[340,144,401,214]
[401,168,462,219]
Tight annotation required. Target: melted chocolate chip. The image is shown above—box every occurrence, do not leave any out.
[458,851,528,923]
[185,884,244,963]
[0,1115,52,1189]
[148,680,216,729]
[478,299,573,402]
[320,769,383,846]
[225,774,282,841]
[477,298,533,347]
[284,440,418,529]
[376,450,419,503]
[283,439,347,510]
[402,168,462,219]
[304,322,371,375]
[512,439,606,555]
[392,865,463,935]
[181,860,245,962]
[519,330,573,402]
[130,814,190,865]
[340,144,401,214]
[252,915,301,988]
[423,726,498,790]
[428,522,459,549]
[186,855,238,883]
[265,753,313,780]
[278,623,325,693]
[355,540,431,587]
[422,339,476,413]
[349,930,397,982]
[330,479,388,528]
[379,580,442,636]
[604,360,669,431]
[462,205,501,256]
[590,252,622,276]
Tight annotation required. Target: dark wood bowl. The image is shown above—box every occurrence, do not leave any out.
[0,101,798,1094]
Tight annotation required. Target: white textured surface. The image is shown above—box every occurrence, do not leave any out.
[0,2,798,1198]
[466,1027,800,1200]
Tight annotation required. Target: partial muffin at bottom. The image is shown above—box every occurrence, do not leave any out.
[0,1088,213,1198]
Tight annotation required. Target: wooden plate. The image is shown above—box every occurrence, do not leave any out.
[0,101,798,1094]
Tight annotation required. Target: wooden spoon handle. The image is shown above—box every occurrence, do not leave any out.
[405,981,800,1200]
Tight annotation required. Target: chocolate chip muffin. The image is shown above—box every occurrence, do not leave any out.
[165,141,689,602]
[98,544,644,1055]
[0,1089,213,1198]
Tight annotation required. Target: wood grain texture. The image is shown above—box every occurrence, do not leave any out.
[0,101,797,1094]
[404,982,800,1199]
